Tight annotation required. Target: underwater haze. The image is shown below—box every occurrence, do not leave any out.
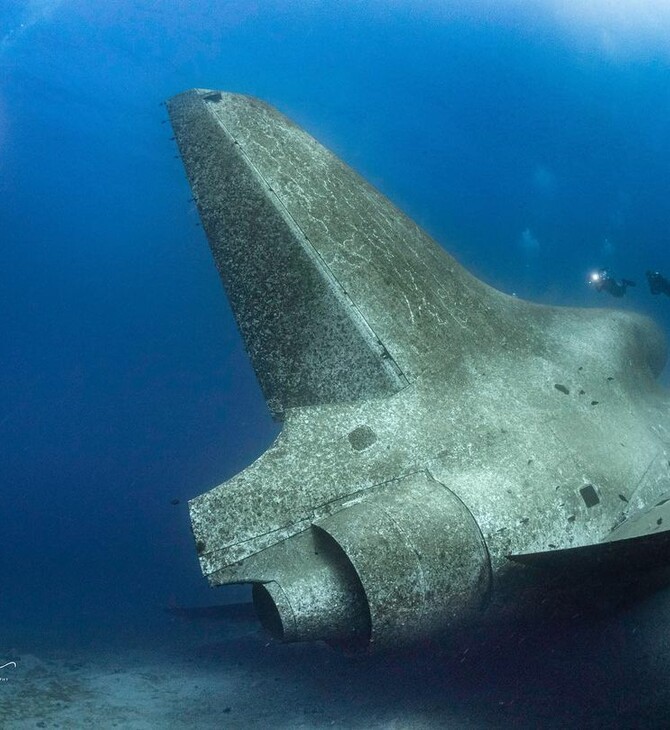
[3,1,670,727]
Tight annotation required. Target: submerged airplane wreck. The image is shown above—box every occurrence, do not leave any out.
[166,88,670,652]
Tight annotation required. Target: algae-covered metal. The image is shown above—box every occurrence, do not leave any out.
[166,88,670,652]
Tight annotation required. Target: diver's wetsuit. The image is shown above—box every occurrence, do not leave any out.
[591,270,636,298]
[646,271,670,297]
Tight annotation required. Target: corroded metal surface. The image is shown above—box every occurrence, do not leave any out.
[167,89,670,652]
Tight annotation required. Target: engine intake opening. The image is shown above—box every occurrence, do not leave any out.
[252,583,284,640]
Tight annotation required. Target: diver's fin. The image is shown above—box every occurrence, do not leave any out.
[167,89,503,417]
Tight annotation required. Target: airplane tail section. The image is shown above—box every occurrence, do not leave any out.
[165,90,670,651]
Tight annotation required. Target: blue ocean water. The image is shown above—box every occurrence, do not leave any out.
[2,1,670,726]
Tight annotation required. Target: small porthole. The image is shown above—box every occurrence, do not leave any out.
[348,425,377,452]
[579,484,600,508]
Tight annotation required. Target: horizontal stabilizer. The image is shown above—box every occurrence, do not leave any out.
[509,527,670,573]
[604,491,670,542]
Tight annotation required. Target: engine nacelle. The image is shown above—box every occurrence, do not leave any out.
[252,472,491,651]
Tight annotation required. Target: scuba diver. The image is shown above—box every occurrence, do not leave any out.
[588,269,636,298]
[646,270,670,297]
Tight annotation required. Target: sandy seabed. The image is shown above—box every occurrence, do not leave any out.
[2,592,670,729]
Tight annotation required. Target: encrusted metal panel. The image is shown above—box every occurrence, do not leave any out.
[199,92,500,382]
